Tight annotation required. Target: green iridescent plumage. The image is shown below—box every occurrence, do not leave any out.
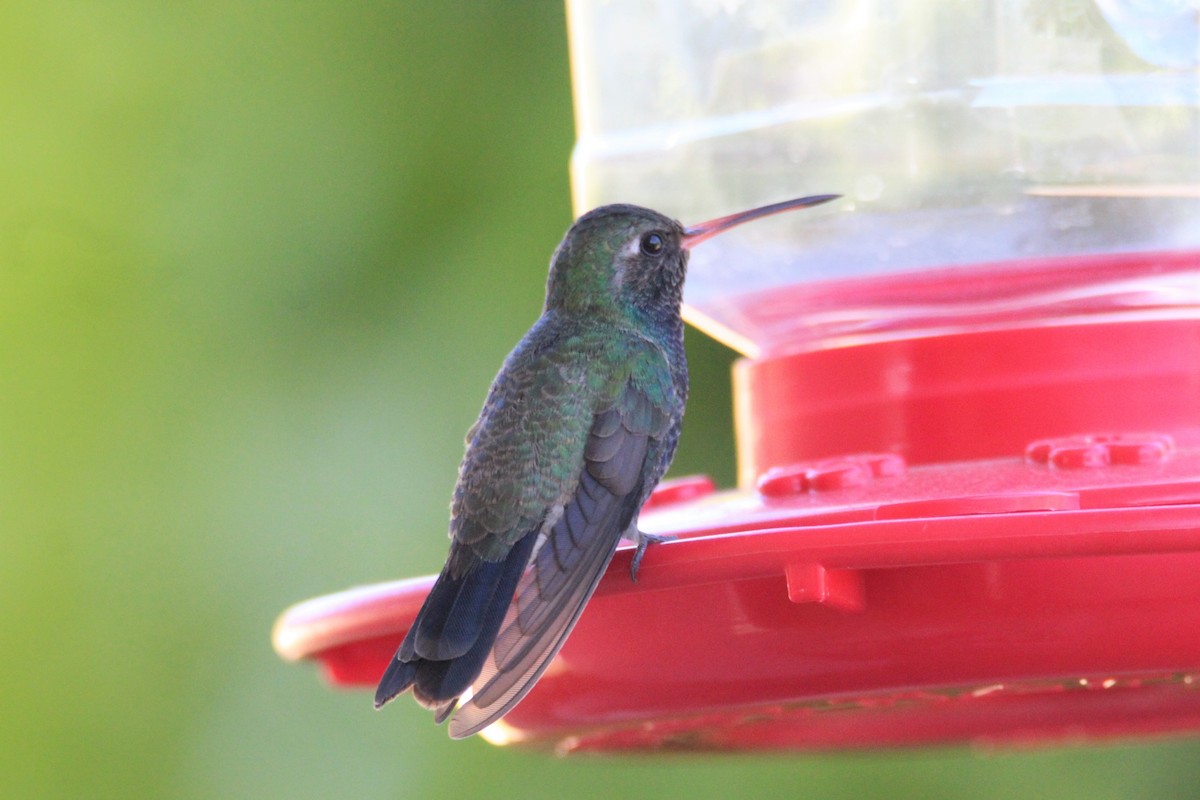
[452,326,680,562]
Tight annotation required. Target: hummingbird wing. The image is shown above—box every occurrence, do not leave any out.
[374,326,597,713]
[374,329,680,734]
[446,377,672,738]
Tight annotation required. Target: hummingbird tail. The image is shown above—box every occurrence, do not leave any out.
[372,529,538,713]
[373,658,417,709]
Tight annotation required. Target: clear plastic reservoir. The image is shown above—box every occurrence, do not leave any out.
[566,0,1200,358]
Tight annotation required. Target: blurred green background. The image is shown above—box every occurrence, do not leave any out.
[6,2,1200,798]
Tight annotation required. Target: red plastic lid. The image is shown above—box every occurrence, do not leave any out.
[275,441,1200,750]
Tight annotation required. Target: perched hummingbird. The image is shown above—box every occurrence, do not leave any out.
[374,194,839,738]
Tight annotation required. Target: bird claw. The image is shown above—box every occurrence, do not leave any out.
[629,531,675,582]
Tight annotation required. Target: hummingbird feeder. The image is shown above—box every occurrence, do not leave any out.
[274,0,1200,751]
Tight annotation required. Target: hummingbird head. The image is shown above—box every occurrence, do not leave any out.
[544,204,688,323]
[544,195,839,324]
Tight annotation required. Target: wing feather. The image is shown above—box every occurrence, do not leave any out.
[445,390,660,739]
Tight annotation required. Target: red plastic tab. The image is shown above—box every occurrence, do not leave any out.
[757,454,906,498]
[1027,433,1175,469]
[784,563,865,612]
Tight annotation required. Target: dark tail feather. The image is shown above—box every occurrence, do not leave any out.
[373,530,538,712]
[404,547,509,662]
[374,658,418,709]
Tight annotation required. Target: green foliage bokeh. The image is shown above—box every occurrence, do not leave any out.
[5,3,1200,798]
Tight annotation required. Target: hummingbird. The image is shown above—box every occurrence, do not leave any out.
[374,194,839,738]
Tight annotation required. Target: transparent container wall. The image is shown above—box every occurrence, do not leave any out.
[567,0,1200,357]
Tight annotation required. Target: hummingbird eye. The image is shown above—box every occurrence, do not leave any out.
[639,232,665,256]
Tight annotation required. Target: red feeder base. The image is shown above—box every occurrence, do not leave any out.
[276,445,1200,750]
[275,250,1200,750]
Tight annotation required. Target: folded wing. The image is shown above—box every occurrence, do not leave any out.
[446,390,666,738]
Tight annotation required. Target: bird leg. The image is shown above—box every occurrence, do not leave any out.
[625,529,675,582]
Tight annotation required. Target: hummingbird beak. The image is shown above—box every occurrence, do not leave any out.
[680,194,840,250]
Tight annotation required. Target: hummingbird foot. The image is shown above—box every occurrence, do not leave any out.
[628,530,675,582]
